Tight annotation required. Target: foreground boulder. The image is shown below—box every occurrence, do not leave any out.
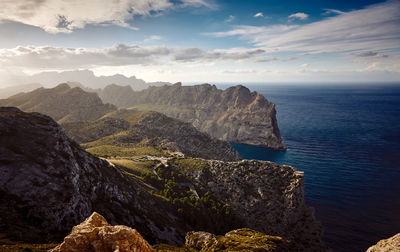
[50,212,154,252]
[367,233,400,252]
[155,228,290,251]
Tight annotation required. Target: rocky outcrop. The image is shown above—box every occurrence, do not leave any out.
[0,83,116,123]
[366,233,400,252]
[97,83,286,150]
[50,212,154,252]
[171,159,325,251]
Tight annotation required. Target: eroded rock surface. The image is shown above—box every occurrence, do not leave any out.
[50,212,154,252]
[367,233,400,252]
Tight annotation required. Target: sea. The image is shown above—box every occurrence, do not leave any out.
[219,83,400,252]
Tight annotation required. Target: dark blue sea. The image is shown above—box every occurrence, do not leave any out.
[222,84,400,252]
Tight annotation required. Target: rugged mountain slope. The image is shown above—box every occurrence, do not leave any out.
[63,110,241,161]
[98,83,286,149]
[0,84,240,161]
[0,84,116,123]
[0,107,324,250]
[0,107,191,244]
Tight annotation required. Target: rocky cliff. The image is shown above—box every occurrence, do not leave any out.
[97,83,286,150]
[170,159,325,251]
[0,84,240,161]
[366,233,400,252]
[0,107,190,244]
[0,107,323,250]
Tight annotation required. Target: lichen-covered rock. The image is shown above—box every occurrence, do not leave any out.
[366,233,400,252]
[155,228,290,251]
[50,212,154,252]
[97,83,286,150]
[186,229,290,251]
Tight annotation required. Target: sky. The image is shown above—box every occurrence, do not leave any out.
[0,0,399,85]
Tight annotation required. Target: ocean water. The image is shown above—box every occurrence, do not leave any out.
[224,84,400,252]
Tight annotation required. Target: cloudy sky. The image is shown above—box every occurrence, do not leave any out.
[0,0,399,85]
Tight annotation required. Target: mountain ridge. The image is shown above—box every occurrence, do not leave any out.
[98,82,286,149]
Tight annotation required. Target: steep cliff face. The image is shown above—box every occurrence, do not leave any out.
[171,159,325,251]
[98,83,286,150]
[0,84,116,123]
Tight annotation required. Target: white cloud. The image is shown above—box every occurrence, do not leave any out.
[288,12,309,20]
[225,15,235,23]
[0,44,273,70]
[206,1,400,54]
[323,9,345,15]
[0,0,212,33]
[254,12,264,18]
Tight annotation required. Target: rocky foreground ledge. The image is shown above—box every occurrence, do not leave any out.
[52,212,292,252]
[366,233,400,252]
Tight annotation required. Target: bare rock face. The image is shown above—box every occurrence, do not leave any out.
[366,233,400,252]
[50,212,154,252]
[98,83,286,150]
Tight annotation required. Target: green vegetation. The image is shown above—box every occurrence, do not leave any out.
[109,159,156,175]
[170,158,209,172]
[85,145,164,158]
[0,234,58,252]
[142,163,241,234]
[204,229,289,251]
[153,243,196,251]
[122,111,154,124]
